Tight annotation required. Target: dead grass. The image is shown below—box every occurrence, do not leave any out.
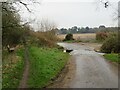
[57,33,96,41]
[30,30,58,47]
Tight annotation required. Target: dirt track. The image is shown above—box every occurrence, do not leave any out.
[18,47,30,88]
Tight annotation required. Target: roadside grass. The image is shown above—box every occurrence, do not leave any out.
[28,46,69,88]
[63,40,81,43]
[2,48,24,88]
[104,53,119,63]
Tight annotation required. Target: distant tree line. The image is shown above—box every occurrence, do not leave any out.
[58,25,118,34]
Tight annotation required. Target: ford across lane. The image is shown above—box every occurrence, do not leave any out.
[57,42,118,88]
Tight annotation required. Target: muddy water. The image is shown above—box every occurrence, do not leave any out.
[57,42,118,88]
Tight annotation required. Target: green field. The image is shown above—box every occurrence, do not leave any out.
[104,53,119,63]
[28,46,69,88]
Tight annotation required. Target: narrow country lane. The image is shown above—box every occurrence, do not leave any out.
[57,43,118,88]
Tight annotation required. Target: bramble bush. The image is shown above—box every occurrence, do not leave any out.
[101,32,120,53]
[63,34,74,41]
[96,32,108,41]
[31,30,57,47]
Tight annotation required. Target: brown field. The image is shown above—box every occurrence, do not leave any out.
[57,33,96,41]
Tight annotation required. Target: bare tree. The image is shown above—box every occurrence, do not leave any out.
[2,0,42,26]
[96,0,119,21]
[36,19,57,32]
[2,0,41,12]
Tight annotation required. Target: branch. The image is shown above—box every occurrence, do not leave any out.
[2,23,21,29]
[19,1,31,12]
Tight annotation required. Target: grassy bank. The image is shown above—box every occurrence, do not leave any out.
[63,40,81,43]
[104,53,119,63]
[28,46,69,88]
[2,48,24,88]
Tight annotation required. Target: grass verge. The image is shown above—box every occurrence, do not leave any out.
[28,46,69,88]
[2,48,24,88]
[104,53,119,63]
[63,40,81,43]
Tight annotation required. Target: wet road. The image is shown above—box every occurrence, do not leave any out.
[57,42,118,88]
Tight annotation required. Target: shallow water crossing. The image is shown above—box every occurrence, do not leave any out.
[57,42,118,88]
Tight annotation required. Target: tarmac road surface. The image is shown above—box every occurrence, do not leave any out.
[57,42,118,88]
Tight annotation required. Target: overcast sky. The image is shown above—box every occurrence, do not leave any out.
[19,0,119,29]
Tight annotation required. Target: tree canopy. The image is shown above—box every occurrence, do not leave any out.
[2,2,31,47]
